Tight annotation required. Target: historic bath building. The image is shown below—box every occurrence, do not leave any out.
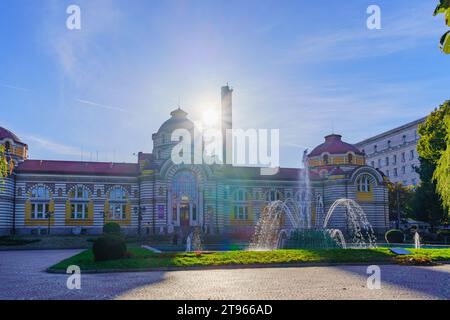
[0,86,389,238]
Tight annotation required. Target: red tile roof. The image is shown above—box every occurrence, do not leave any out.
[0,127,26,145]
[308,134,363,157]
[17,160,139,176]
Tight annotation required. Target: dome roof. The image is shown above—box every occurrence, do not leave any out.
[308,134,363,157]
[157,108,194,134]
[0,127,25,145]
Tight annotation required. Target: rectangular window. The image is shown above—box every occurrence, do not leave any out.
[394,168,398,177]
[371,161,375,167]
[402,166,406,174]
[401,152,406,162]
[234,206,249,220]
[410,150,414,160]
[378,159,382,168]
[37,204,43,219]
[32,203,48,219]
[385,157,389,166]
[393,155,397,165]
[71,203,88,219]
[111,204,126,220]
[386,170,390,177]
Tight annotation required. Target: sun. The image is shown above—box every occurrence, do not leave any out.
[202,108,220,127]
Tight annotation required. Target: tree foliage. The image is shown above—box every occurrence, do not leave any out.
[417,101,450,164]
[0,145,14,182]
[387,181,414,222]
[433,111,450,218]
[414,101,450,225]
[413,160,446,224]
[434,0,450,54]
[415,102,450,223]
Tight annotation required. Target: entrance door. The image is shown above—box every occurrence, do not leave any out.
[180,203,190,227]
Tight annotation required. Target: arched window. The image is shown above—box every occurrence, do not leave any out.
[172,171,197,200]
[30,185,51,219]
[108,186,128,220]
[31,185,51,199]
[69,185,91,220]
[322,154,329,165]
[347,153,353,164]
[356,174,373,193]
[109,186,127,201]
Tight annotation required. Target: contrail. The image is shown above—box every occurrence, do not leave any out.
[0,84,29,92]
[75,98,127,113]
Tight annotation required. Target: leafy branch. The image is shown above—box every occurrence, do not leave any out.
[434,0,450,53]
[0,145,14,182]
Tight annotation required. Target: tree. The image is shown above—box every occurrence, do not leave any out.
[387,181,414,223]
[416,101,450,163]
[0,145,14,182]
[414,101,450,225]
[433,112,450,222]
[434,0,450,54]
[413,160,446,224]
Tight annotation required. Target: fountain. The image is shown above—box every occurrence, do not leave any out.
[249,199,311,250]
[186,233,192,252]
[323,199,377,248]
[250,151,377,250]
[414,232,421,249]
[250,197,376,250]
[327,229,347,249]
[186,227,203,252]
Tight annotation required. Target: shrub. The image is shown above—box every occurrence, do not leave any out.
[103,222,121,235]
[437,229,450,236]
[93,235,127,262]
[396,255,436,266]
[385,229,405,244]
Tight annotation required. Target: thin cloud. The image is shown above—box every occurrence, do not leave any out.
[0,84,29,92]
[75,98,127,113]
[22,134,84,158]
[39,0,124,84]
[282,4,441,64]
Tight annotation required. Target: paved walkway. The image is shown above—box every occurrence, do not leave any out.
[0,250,449,300]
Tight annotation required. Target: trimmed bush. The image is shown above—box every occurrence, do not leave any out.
[103,222,121,235]
[93,235,127,262]
[385,229,405,244]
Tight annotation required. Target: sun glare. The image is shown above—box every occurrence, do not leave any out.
[202,108,220,127]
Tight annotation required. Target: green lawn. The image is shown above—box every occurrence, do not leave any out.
[48,247,450,272]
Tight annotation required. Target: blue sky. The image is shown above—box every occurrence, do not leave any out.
[1,0,449,168]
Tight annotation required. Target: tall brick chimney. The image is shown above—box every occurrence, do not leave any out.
[221,84,233,163]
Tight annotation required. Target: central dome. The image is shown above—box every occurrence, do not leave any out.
[309,134,363,157]
[157,108,194,134]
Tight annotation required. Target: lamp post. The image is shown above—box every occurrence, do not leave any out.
[134,206,146,238]
[396,187,401,230]
[46,211,53,235]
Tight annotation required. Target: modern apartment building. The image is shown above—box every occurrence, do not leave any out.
[355,117,426,186]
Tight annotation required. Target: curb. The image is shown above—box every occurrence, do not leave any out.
[46,261,411,274]
[0,247,88,251]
